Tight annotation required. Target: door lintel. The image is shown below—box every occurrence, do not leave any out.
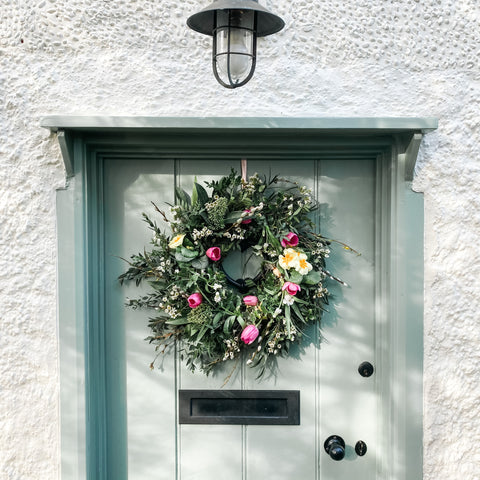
[42,116,437,180]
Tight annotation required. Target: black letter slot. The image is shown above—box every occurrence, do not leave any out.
[179,390,300,425]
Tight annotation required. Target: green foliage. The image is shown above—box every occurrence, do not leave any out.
[120,170,343,376]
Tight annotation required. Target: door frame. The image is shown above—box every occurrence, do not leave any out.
[44,116,437,480]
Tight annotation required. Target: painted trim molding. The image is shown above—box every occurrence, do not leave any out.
[42,116,437,180]
[42,115,438,133]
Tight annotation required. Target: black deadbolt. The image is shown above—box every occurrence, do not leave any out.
[358,361,374,377]
[324,435,346,461]
[355,440,368,456]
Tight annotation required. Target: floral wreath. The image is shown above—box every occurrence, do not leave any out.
[120,170,349,377]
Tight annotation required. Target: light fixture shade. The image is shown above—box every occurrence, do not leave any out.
[187,0,285,37]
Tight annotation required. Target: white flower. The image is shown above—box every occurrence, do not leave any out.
[214,292,221,302]
[278,248,300,270]
[213,283,222,290]
[168,234,185,249]
[273,308,282,318]
[283,294,295,305]
[295,253,313,275]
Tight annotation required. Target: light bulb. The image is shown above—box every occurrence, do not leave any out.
[216,27,253,84]
[218,28,250,81]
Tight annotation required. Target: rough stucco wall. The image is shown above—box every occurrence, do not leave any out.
[0,0,479,478]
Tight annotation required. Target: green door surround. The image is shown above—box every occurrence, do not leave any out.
[42,116,437,480]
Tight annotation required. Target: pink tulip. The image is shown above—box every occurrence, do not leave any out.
[281,232,299,248]
[241,324,259,345]
[187,293,203,308]
[282,281,301,296]
[241,209,252,224]
[206,247,221,261]
[243,295,258,306]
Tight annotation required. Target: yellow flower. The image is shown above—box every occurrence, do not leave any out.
[278,248,300,270]
[295,253,313,275]
[168,234,185,249]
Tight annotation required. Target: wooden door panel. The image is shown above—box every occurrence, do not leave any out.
[104,157,379,479]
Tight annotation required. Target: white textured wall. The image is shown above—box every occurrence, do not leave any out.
[1,0,479,478]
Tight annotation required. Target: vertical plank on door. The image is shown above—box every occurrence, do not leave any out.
[317,159,377,480]
[176,159,245,480]
[104,158,178,480]
[244,160,318,480]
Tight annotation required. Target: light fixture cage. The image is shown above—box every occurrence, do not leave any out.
[187,0,285,89]
[213,9,257,88]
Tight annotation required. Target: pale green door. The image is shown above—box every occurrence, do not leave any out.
[104,157,377,480]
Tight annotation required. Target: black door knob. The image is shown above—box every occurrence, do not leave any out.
[324,435,346,461]
[358,361,374,377]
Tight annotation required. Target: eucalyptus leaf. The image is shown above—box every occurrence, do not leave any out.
[175,250,194,263]
[288,270,304,284]
[190,326,199,335]
[175,187,191,206]
[291,297,309,305]
[264,288,277,295]
[148,280,167,290]
[224,210,245,223]
[303,270,322,285]
[196,325,208,343]
[180,246,199,258]
[291,302,305,322]
[191,181,198,206]
[224,315,235,334]
[285,305,292,336]
[236,316,246,328]
[193,182,209,207]
[212,312,223,328]
[191,255,208,270]
[165,318,190,325]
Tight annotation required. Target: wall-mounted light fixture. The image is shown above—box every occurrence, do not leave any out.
[187,0,285,89]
